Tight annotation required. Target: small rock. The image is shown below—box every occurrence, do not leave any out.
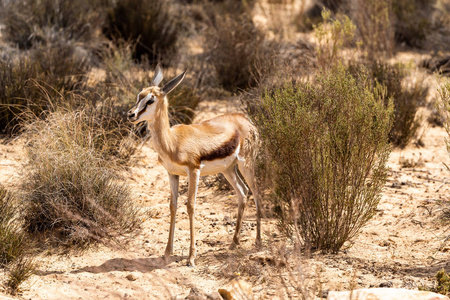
[218,279,253,300]
[321,289,329,298]
[125,274,137,281]
[379,281,393,288]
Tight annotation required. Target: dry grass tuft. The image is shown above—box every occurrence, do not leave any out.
[5,256,37,295]
[0,185,37,295]
[0,186,29,266]
[21,109,141,249]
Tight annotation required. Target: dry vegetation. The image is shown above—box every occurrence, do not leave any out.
[0,0,450,298]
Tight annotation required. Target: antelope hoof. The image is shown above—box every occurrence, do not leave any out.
[163,250,172,263]
[229,241,238,250]
[187,259,196,268]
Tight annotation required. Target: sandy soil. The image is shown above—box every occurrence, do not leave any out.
[1,64,450,300]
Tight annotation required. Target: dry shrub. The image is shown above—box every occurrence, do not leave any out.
[168,86,201,125]
[313,9,357,69]
[22,109,141,249]
[438,79,450,154]
[347,0,434,54]
[0,41,91,134]
[103,0,182,65]
[349,60,428,148]
[393,0,435,48]
[2,0,103,49]
[205,9,278,91]
[350,0,394,59]
[249,66,393,252]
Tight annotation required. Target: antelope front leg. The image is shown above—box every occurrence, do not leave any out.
[164,173,179,262]
[186,168,200,267]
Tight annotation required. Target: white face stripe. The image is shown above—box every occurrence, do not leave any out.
[136,91,154,104]
[143,93,153,102]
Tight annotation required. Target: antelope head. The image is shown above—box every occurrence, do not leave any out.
[127,66,186,125]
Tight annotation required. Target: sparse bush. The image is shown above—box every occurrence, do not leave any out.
[249,66,393,252]
[350,0,394,59]
[168,86,200,125]
[419,269,450,296]
[0,41,91,133]
[2,0,102,49]
[206,11,278,91]
[349,60,428,148]
[435,269,450,295]
[314,9,357,69]
[22,109,141,249]
[393,0,435,48]
[438,79,450,153]
[103,0,182,65]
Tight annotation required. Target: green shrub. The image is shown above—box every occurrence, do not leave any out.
[436,269,450,295]
[250,65,393,252]
[103,0,181,65]
[22,109,141,249]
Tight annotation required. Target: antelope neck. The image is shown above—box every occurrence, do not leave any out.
[148,99,174,155]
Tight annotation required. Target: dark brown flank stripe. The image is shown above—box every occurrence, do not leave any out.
[200,132,240,161]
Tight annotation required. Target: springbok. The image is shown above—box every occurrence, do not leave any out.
[127,67,262,267]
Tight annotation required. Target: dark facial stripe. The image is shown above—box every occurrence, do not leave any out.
[200,132,240,161]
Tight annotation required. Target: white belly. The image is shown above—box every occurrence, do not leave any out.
[200,151,239,175]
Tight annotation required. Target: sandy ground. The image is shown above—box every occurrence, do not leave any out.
[1,67,450,299]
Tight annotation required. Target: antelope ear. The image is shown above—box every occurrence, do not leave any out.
[162,69,187,95]
[151,65,163,86]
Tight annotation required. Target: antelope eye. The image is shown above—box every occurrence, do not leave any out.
[147,97,155,105]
